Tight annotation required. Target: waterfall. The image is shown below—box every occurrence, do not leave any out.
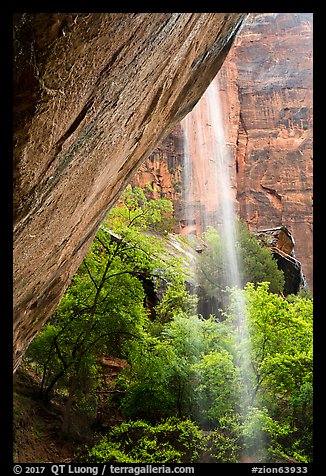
[181,113,195,236]
[181,76,265,462]
[205,79,241,289]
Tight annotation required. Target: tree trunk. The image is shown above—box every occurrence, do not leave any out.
[61,374,79,435]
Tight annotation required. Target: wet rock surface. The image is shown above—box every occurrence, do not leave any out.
[230,13,313,292]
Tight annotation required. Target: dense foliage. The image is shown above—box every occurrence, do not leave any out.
[196,223,285,304]
[25,186,313,463]
[82,418,206,463]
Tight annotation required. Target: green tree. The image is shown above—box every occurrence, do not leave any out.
[225,283,313,461]
[27,230,149,432]
[120,314,221,422]
[236,221,285,293]
[25,186,179,433]
[154,281,198,325]
[192,349,238,428]
[240,283,313,407]
[196,222,285,315]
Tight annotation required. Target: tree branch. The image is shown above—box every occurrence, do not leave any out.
[83,259,99,291]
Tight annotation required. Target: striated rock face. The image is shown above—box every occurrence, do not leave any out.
[132,124,184,225]
[229,13,313,291]
[135,13,313,290]
[13,13,247,371]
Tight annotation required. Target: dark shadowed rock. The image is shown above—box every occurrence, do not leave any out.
[254,226,306,295]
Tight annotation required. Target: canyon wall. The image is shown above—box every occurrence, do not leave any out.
[228,12,313,291]
[13,13,247,371]
[135,13,313,290]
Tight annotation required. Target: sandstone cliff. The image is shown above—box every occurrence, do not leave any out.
[135,13,313,290]
[13,13,247,371]
[229,12,313,291]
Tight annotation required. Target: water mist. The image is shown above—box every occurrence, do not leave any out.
[181,76,266,462]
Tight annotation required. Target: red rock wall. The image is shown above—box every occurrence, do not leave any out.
[134,13,313,290]
[132,124,184,223]
[231,13,313,290]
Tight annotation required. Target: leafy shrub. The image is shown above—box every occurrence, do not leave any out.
[82,418,206,463]
[209,413,242,462]
[196,222,285,310]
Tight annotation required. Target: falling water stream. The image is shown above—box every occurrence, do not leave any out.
[181,76,265,462]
